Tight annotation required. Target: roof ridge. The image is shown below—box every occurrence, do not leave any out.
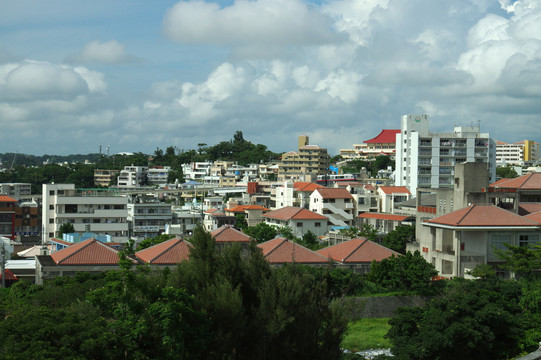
[519,173,535,189]
[57,238,96,264]
[342,238,368,262]
[455,205,477,225]
[264,238,287,258]
[149,238,181,263]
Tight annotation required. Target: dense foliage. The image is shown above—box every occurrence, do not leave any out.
[0,226,347,360]
[381,225,415,254]
[386,276,535,360]
[340,155,394,177]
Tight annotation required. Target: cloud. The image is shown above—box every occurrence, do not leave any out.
[163,0,343,47]
[65,40,137,64]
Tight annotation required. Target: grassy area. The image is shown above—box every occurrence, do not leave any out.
[341,318,391,352]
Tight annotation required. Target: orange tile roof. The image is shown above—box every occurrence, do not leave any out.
[489,173,541,190]
[358,213,409,221]
[226,205,269,212]
[364,184,376,191]
[210,225,251,243]
[524,211,541,224]
[257,237,330,264]
[378,186,411,195]
[135,238,192,264]
[51,238,126,265]
[317,238,400,263]
[204,208,218,214]
[519,203,541,216]
[313,188,354,199]
[50,238,74,246]
[262,206,328,220]
[426,204,540,227]
[293,182,325,192]
[0,195,17,202]
[0,269,17,281]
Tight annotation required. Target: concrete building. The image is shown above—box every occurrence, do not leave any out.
[496,140,540,165]
[278,135,330,182]
[42,184,129,242]
[128,201,172,240]
[0,183,31,201]
[377,186,411,214]
[309,188,355,227]
[147,166,170,186]
[93,170,120,187]
[395,114,496,195]
[117,166,148,188]
[341,129,401,159]
[0,195,16,240]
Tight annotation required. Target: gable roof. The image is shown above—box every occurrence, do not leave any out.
[317,237,400,263]
[50,238,125,265]
[363,129,401,144]
[378,186,411,195]
[293,182,325,192]
[262,206,328,220]
[257,237,330,264]
[211,225,251,243]
[358,213,410,221]
[313,188,354,199]
[519,203,541,216]
[489,173,541,190]
[135,238,192,264]
[425,204,540,228]
[0,268,17,281]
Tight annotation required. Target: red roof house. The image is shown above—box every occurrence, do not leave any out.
[262,206,329,238]
[211,225,252,246]
[135,238,192,265]
[257,237,330,265]
[317,238,400,273]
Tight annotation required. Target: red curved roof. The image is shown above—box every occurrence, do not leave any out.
[364,129,400,144]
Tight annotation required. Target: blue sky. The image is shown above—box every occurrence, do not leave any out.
[1,0,539,156]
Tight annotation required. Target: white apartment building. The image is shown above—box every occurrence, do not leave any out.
[0,183,31,201]
[117,166,148,188]
[42,184,129,242]
[395,115,496,194]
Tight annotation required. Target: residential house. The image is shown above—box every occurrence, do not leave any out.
[135,237,192,269]
[309,188,355,227]
[225,205,269,227]
[210,225,252,249]
[377,186,411,214]
[420,204,540,278]
[357,213,412,236]
[262,206,329,238]
[273,181,325,210]
[317,237,401,274]
[35,238,132,284]
[257,237,330,266]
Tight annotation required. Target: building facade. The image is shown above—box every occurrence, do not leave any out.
[42,184,129,242]
[278,135,330,182]
[395,114,496,194]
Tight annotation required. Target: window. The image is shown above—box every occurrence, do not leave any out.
[49,218,54,224]
[315,222,321,227]
[297,222,303,227]
[49,190,55,195]
[519,234,539,247]
[93,219,100,223]
[49,205,54,210]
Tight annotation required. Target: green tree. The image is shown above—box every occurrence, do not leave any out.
[235,213,248,230]
[136,234,175,251]
[387,278,525,360]
[300,230,320,250]
[367,251,438,294]
[382,225,415,254]
[496,165,519,180]
[58,222,75,238]
[339,224,378,242]
[496,243,541,280]
[243,222,278,243]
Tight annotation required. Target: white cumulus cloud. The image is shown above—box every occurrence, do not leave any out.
[65,40,137,64]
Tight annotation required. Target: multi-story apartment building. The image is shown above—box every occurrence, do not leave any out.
[0,183,31,201]
[278,135,330,182]
[147,166,170,186]
[395,115,496,195]
[42,184,129,242]
[14,202,41,244]
[93,170,120,187]
[117,166,148,188]
[496,140,540,165]
[128,201,172,240]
